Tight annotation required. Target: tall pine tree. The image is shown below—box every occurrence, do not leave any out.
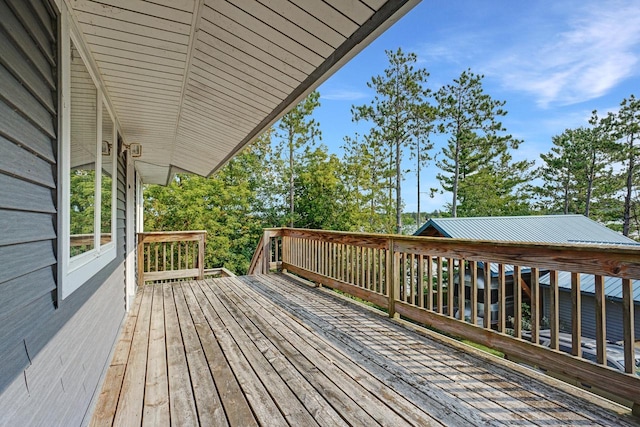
[352,48,431,233]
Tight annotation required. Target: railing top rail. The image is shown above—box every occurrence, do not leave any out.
[138,230,207,243]
[275,227,640,279]
[138,230,207,236]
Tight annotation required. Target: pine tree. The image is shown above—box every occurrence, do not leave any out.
[434,69,510,217]
[352,48,431,234]
[612,95,640,236]
[274,91,321,228]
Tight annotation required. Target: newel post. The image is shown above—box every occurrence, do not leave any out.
[262,230,271,274]
[137,233,145,286]
[197,232,206,280]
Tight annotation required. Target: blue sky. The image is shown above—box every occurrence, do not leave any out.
[308,0,640,214]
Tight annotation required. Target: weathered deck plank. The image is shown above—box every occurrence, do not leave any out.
[142,283,169,426]
[180,282,258,427]
[214,277,441,426]
[91,274,639,427]
[163,283,198,426]
[112,284,153,426]
[90,285,143,427]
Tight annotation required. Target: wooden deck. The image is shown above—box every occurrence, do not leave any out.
[90,274,639,426]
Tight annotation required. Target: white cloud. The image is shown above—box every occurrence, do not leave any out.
[490,1,640,107]
[321,89,369,101]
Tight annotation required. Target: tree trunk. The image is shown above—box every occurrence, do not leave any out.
[396,138,402,234]
[417,145,421,228]
[584,151,595,217]
[452,136,460,218]
[289,134,294,228]
[623,136,635,236]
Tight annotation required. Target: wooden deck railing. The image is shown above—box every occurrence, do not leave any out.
[248,229,282,275]
[253,227,640,413]
[137,231,206,284]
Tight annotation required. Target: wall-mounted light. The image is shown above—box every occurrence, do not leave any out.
[102,140,111,156]
[121,142,143,158]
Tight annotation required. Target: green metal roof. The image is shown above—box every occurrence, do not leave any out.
[414,214,637,245]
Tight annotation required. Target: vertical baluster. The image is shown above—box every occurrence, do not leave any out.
[146,243,151,274]
[459,259,466,322]
[192,241,196,269]
[360,246,369,289]
[330,242,334,279]
[170,242,174,271]
[513,265,521,338]
[178,242,182,271]
[417,254,424,308]
[469,260,477,326]
[162,242,167,272]
[351,246,356,284]
[426,256,433,311]
[393,249,400,317]
[154,243,159,272]
[530,267,539,344]
[595,274,607,365]
[366,247,371,291]
[359,245,363,286]
[437,257,443,314]
[622,278,635,374]
[571,272,582,357]
[447,258,454,317]
[337,244,342,281]
[314,239,319,273]
[549,270,559,350]
[483,262,491,329]
[409,253,415,304]
[498,263,506,333]
[379,249,384,294]
[373,248,378,293]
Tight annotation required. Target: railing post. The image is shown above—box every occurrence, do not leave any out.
[387,238,399,319]
[262,229,271,275]
[137,233,145,286]
[197,232,205,280]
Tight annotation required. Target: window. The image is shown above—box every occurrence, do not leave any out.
[60,29,117,299]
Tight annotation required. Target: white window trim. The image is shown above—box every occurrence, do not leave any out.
[59,10,117,299]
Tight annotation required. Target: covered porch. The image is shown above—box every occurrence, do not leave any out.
[91,274,636,426]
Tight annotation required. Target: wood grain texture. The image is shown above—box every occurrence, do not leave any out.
[91,275,638,426]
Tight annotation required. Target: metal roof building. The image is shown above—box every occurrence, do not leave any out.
[414,215,640,302]
[414,214,638,246]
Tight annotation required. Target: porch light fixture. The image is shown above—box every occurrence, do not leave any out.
[101,140,111,155]
[121,142,143,158]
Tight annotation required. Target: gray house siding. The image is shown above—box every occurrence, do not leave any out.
[542,288,640,342]
[0,1,127,425]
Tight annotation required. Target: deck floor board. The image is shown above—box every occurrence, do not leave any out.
[91,274,639,426]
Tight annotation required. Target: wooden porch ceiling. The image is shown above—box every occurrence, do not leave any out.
[69,0,419,184]
[90,274,636,426]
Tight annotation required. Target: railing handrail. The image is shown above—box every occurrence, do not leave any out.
[248,233,265,275]
[254,227,640,414]
[279,227,640,279]
[137,230,207,284]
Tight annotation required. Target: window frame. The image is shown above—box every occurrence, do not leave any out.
[59,13,117,299]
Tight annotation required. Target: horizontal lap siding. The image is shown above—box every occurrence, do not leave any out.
[0,1,127,425]
[0,0,59,394]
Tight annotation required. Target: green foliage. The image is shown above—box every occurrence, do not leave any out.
[144,141,272,275]
[352,48,433,233]
[70,169,96,235]
[535,96,639,239]
[434,69,528,217]
[274,91,322,227]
